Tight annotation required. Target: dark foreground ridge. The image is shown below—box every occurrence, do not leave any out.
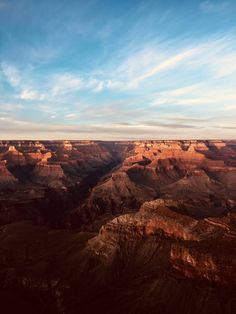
[0,140,236,314]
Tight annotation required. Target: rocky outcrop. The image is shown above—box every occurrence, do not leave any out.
[61,140,73,150]
[88,198,236,288]
[170,241,236,286]
[187,141,209,152]
[83,169,156,217]
[3,146,26,166]
[24,150,52,165]
[33,162,64,181]
[83,140,236,219]
[0,160,18,188]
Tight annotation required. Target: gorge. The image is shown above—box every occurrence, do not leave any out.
[0,140,235,314]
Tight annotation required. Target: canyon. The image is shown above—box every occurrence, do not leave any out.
[0,140,236,314]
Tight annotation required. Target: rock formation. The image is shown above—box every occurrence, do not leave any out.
[3,145,26,166]
[81,140,236,221]
[0,160,18,188]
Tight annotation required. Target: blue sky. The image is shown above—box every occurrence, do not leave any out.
[0,0,236,139]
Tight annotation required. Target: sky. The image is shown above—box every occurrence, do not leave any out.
[0,0,236,140]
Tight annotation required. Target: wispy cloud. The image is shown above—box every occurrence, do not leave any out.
[51,73,83,96]
[3,34,236,97]
[128,48,198,88]
[200,1,229,13]
[1,63,21,87]
[19,89,44,100]
[85,35,236,91]
[151,83,236,107]
[0,115,235,140]
[65,113,79,119]
[137,120,201,129]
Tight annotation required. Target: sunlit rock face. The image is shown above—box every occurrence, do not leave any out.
[86,199,236,312]
[24,150,52,165]
[61,140,73,151]
[3,145,27,166]
[83,140,236,220]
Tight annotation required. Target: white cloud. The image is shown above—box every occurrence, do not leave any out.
[19,89,39,100]
[159,85,199,97]
[100,35,236,91]
[106,79,122,89]
[129,48,198,88]
[115,48,160,79]
[51,73,83,96]
[212,53,236,77]
[152,83,236,107]
[87,79,104,92]
[4,35,235,100]
[1,63,20,87]
[78,47,198,91]
[65,113,79,119]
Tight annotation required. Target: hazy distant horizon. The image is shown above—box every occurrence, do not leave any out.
[1,138,236,142]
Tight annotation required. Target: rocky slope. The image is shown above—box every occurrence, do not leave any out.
[89,199,236,285]
[0,141,134,225]
[77,140,236,224]
[0,160,18,191]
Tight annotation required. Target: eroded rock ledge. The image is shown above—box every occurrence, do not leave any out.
[88,198,236,287]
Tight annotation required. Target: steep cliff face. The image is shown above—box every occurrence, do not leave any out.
[32,162,65,190]
[88,198,232,252]
[33,162,64,179]
[82,170,156,218]
[0,141,128,190]
[170,241,236,286]
[82,141,236,220]
[0,141,130,227]
[0,160,18,188]
[3,146,26,166]
[86,199,236,307]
